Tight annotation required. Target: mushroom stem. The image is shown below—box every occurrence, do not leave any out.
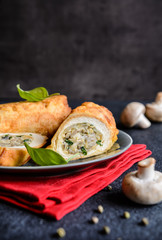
[136,114,151,128]
[155,92,162,104]
[137,158,156,180]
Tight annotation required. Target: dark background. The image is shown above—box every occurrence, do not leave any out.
[0,0,162,101]
[0,2,162,239]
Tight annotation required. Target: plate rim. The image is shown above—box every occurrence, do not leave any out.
[0,130,132,173]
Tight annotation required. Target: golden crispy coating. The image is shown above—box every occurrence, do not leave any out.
[0,95,71,137]
[0,147,30,166]
[49,102,119,160]
[72,102,119,144]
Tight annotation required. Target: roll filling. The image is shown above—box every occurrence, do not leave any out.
[0,134,33,147]
[63,123,103,155]
[49,102,118,160]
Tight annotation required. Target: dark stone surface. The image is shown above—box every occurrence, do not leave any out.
[0,0,162,101]
[0,100,162,240]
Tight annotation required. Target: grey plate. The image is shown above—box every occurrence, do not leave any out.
[0,130,132,175]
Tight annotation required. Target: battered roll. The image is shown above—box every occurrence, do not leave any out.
[0,133,47,166]
[0,95,71,137]
[49,102,119,160]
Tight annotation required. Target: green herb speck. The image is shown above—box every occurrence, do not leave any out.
[65,139,73,146]
[96,140,103,146]
[2,134,9,139]
[81,146,87,155]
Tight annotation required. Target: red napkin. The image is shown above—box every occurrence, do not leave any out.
[0,144,151,220]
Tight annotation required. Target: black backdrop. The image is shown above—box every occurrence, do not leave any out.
[0,0,162,101]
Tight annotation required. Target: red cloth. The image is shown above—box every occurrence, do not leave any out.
[0,144,151,220]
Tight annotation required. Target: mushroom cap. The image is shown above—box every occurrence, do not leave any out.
[146,92,162,122]
[138,157,156,168]
[120,102,146,127]
[122,170,162,205]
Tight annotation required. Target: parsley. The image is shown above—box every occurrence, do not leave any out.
[96,140,103,146]
[65,139,73,146]
[2,134,12,140]
[2,134,9,139]
[81,146,87,155]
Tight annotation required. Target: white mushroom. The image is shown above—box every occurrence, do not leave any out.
[146,92,162,122]
[120,102,151,128]
[122,158,162,205]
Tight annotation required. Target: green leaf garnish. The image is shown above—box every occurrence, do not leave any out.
[81,146,87,155]
[65,139,73,146]
[96,140,103,146]
[17,84,60,102]
[24,142,68,166]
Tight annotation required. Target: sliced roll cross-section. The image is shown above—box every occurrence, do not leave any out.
[49,102,119,160]
[0,133,47,166]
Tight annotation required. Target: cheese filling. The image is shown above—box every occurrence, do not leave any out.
[62,123,103,155]
[0,134,33,147]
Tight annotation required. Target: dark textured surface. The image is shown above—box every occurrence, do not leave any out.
[0,100,162,240]
[0,0,162,101]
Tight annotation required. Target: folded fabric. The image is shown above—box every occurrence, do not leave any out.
[0,144,151,220]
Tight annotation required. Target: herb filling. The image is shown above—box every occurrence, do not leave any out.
[0,134,33,147]
[62,123,103,155]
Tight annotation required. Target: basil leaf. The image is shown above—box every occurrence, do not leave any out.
[17,84,48,101]
[17,84,60,102]
[24,142,68,166]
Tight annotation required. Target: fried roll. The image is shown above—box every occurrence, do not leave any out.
[0,95,71,137]
[0,133,47,166]
[49,102,119,160]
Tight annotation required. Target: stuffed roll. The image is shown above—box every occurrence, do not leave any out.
[49,102,119,160]
[0,95,71,137]
[0,133,47,166]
